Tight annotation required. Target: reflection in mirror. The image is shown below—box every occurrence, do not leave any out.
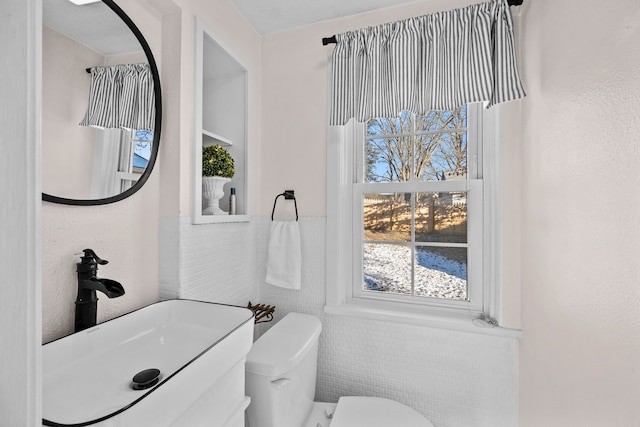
[42,0,160,204]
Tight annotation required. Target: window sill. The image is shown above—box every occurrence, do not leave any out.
[324,301,521,339]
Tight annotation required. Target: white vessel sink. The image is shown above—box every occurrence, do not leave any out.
[43,299,254,426]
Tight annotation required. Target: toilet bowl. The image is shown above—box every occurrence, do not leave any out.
[245,312,434,427]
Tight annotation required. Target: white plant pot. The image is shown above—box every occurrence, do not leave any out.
[202,176,231,215]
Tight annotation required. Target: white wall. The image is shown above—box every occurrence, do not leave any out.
[36,0,264,352]
[256,0,640,424]
[254,2,520,425]
[158,0,262,306]
[41,0,164,343]
[42,26,100,199]
[162,0,262,218]
[518,0,640,425]
[29,0,640,424]
[0,0,42,424]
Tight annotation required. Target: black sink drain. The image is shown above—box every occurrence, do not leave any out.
[131,368,161,390]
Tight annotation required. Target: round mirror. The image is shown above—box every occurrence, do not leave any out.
[42,0,161,205]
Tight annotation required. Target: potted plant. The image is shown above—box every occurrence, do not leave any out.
[202,144,235,215]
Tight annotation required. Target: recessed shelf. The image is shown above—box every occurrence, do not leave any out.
[194,19,249,224]
[202,129,233,146]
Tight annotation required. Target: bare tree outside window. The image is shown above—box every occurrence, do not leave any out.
[365,106,467,183]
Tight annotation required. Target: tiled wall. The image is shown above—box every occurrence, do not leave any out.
[159,217,258,305]
[164,216,518,427]
[317,315,518,427]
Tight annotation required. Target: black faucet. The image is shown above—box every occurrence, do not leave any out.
[75,249,125,332]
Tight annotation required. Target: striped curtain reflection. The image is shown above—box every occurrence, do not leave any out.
[329,0,525,125]
[80,63,155,131]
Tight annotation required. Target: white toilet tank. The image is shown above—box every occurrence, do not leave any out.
[245,313,322,427]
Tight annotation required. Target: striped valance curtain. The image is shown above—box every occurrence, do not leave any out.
[80,63,155,131]
[329,0,525,125]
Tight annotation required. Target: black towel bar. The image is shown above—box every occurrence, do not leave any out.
[271,190,298,221]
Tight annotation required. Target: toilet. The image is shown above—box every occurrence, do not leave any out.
[245,312,434,427]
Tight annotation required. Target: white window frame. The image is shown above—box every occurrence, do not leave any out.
[326,104,511,335]
[116,129,152,192]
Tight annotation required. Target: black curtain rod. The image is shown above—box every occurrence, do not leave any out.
[321,0,524,45]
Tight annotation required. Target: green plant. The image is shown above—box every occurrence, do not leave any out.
[202,144,234,178]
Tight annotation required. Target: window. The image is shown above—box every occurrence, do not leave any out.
[116,129,153,192]
[327,103,501,325]
[90,128,153,199]
[355,105,481,309]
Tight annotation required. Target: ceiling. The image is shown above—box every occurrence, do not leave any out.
[43,0,142,56]
[229,0,423,35]
[43,0,433,54]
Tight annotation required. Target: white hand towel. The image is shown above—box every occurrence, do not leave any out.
[266,220,301,289]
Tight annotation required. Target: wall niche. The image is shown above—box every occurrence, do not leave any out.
[194,19,249,224]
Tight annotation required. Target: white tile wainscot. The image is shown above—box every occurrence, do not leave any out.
[159,216,258,305]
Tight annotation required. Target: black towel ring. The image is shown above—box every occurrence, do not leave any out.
[271,190,298,221]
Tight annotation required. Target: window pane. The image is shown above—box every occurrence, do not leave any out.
[415,192,467,243]
[366,116,401,136]
[365,137,412,182]
[415,105,467,132]
[363,243,412,295]
[364,193,411,242]
[414,246,467,300]
[366,111,413,136]
[133,130,153,172]
[415,132,467,181]
[133,142,152,170]
[135,130,153,141]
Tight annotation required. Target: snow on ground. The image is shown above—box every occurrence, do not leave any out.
[363,243,467,300]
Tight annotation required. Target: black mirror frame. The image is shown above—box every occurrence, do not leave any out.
[42,0,162,206]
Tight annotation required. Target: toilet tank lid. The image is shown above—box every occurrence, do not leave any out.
[246,312,322,377]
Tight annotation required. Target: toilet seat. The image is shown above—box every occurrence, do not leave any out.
[330,396,434,427]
